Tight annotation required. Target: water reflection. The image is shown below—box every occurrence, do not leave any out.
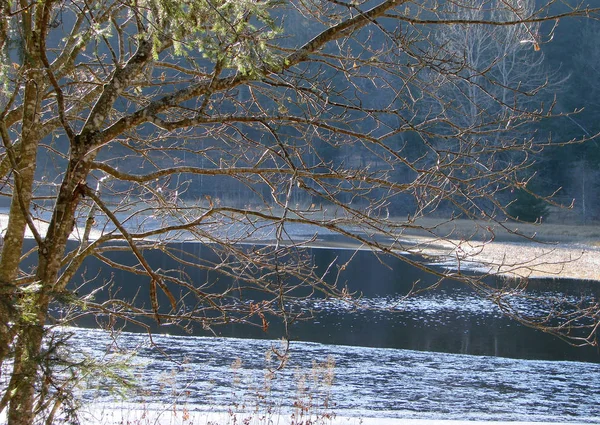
[49,240,599,363]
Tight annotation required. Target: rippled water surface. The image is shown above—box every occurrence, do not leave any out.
[65,327,600,423]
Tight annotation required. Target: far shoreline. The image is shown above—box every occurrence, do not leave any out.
[4,211,598,282]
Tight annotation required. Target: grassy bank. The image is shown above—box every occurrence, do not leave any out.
[395,217,600,245]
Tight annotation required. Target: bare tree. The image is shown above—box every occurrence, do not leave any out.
[418,0,569,220]
[427,1,557,161]
[0,0,598,423]
[436,1,550,112]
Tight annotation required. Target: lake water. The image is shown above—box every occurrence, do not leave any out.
[68,242,600,362]
[65,327,600,423]
[52,242,600,422]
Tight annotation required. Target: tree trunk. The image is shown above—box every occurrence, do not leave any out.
[1,6,52,419]
[0,284,16,380]
[3,149,94,423]
[6,294,50,425]
[0,76,43,383]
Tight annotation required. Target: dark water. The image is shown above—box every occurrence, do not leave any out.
[53,240,600,363]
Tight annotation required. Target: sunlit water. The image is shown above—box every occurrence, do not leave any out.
[64,327,600,423]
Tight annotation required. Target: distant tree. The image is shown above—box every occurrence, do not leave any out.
[424,0,566,209]
[0,1,598,423]
[431,0,548,128]
[507,187,551,223]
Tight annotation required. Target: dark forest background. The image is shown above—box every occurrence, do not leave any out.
[25,1,600,225]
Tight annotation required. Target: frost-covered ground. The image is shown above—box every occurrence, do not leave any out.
[413,236,600,281]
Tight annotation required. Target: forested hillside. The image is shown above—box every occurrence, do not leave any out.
[538,11,600,223]
[21,0,597,224]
